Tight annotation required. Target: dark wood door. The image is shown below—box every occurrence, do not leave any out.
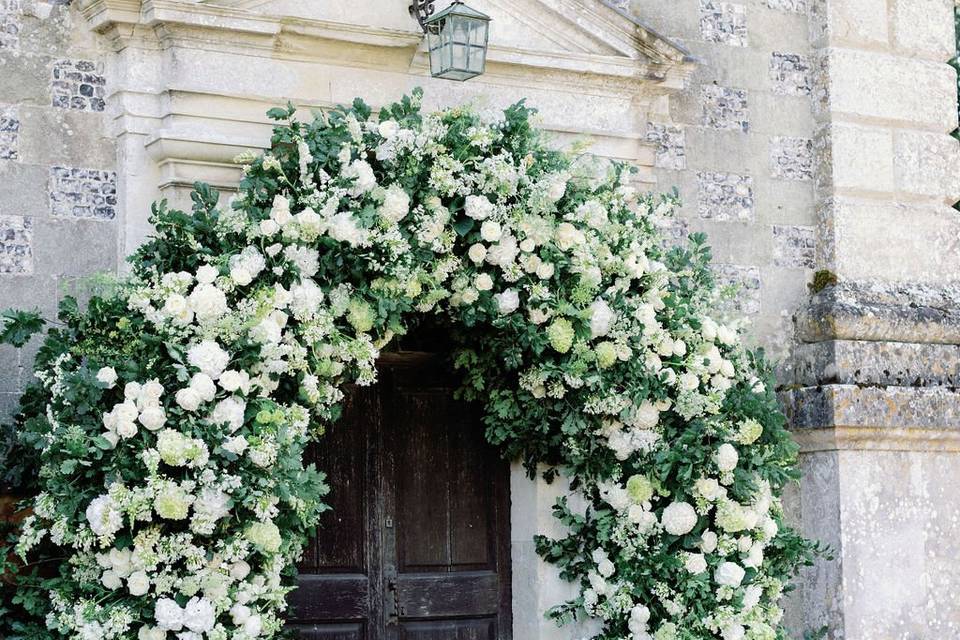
[289,352,512,640]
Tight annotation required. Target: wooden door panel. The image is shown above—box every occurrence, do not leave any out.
[290,623,369,640]
[398,619,495,640]
[396,572,500,618]
[288,575,370,620]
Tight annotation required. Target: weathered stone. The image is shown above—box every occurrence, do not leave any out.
[814,124,894,194]
[700,83,749,131]
[712,263,761,314]
[770,52,811,96]
[763,0,807,11]
[0,213,31,274]
[0,0,19,50]
[794,281,960,345]
[893,130,960,203]
[791,340,960,387]
[698,0,748,47]
[49,165,117,220]
[0,104,17,159]
[772,224,814,268]
[644,122,685,170]
[770,136,813,180]
[51,58,106,112]
[697,170,754,221]
[653,215,689,249]
[890,0,955,60]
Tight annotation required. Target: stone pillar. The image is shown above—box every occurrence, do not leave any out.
[785,0,960,637]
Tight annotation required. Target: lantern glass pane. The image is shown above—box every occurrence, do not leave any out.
[424,2,490,81]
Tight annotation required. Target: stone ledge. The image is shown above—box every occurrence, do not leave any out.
[794,281,960,344]
[790,340,960,387]
[791,425,960,453]
[782,384,960,445]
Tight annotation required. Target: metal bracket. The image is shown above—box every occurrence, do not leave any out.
[408,0,436,32]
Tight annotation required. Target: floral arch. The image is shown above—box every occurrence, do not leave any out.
[4,91,816,640]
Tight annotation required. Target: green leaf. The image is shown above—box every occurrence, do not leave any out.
[0,309,46,348]
[453,218,475,236]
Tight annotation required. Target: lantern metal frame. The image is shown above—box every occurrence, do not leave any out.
[409,1,492,81]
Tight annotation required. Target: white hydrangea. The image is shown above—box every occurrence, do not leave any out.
[715,443,739,472]
[715,561,745,587]
[660,501,698,536]
[187,340,230,380]
[464,194,494,220]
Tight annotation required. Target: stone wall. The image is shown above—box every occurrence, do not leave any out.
[631,0,817,359]
[0,0,116,425]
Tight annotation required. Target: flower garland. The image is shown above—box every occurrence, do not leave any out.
[3,90,817,640]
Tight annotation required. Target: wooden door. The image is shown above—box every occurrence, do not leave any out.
[289,352,512,640]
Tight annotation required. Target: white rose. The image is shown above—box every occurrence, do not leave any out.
[630,401,659,430]
[519,238,536,252]
[210,397,246,433]
[467,243,487,264]
[461,288,479,304]
[187,340,230,379]
[720,359,735,378]
[554,222,583,251]
[589,299,616,339]
[700,530,718,553]
[230,265,253,286]
[661,501,698,536]
[195,265,218,284]
[475,273,494,291]
[140,380,164,403]
[715,561,745,587]
[175,387,202,412]
[102,431,119,448]
[230,604,251,625]
[480,220,502,242]
[715,443,739,472]
[259,219,280,236]
[116,420,138,439]
[230,560,251,581]
[326,211,369,247]
[535,262,555,280]
[138,405,166,432]
[222,435,249,456]
[721,623,745,640]
[101,569,122,590]
[679,373,699,391]
[155,598,184,631]
[684,553,707,574]
[219,370,251,394]
[243,616,263,637]
[597,558,615,578]
[701,318,718,341]
[128,570,150,596]
[546,174,567,202]
[188,284,228,325]
[344,159,377,194]
[494,289,520,315]
[717,324,737,345]
[96,367,118,388]
[270,194,292,226]
[162,294,193,324]
[464,195,494,220]
[379,184,410,224]
[742,584,763,611]
[108,547,131,574]
[138,626,166,640]
[378,119,399,138]
[183,597,215,633]
[743,542,764,568]
[695,477,725,501]
[189,373,216,402]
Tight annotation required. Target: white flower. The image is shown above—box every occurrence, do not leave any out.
[480,220,502,242]
[193,488,231,524]
[96,367,118,388]
[597,557,615,578]
[155,598,184,631]
[545,173,568,202]
[162,294,193,325]
[379,184,410,223]
[188,284,228,324]
[577,199,608,229]
[554,222,583,251]
[661,501,698,536]
[694,477,725,501]
[138,626,166,640]
[128,570,150,596]
[243,616,263,637]
[684,553,707,574]
[195,265,218,284]
[223,435,249,455]
[630,401,659,430]
[464,195,494,220]
[210,397,246,433]
[230,604,251,625]
[326,211,369,247]
[101,569,122,590]
[296,207,323,239]
[259,219,280,236]
[283,245,320,277]
[721,623,745,640]
[270,194,292,226]
[742,584,763,611]
[700,530,718,553]
[715,561,745,587]
[187,341,230,379]
[468,243,487,264]
[678,373,699,391]
[343,159,377,194]
[138,405,166,431]
[535,262,555,280]
[629,604,650,628]
[230,560,251,581]
[183,597,215,633]
[219,370,251,394]
[378,119,399,138]
[494,289,520,315]
[475,273,494,291]
[176,387,202,412]
[141,380,164,403]
[86,495,122,539]
[116,419,138,439]
[715,443,739,472]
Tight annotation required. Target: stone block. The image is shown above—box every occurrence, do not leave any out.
[772,224,815,267]
[0,51,53,105]
[891,0,955,60]
[770,52,811,96]
[50,58,106,112]
[643,122,685,170]
[698,0,748,47]
[0,161,49,216]
[763,0,807,11]
[0,214,31,274]
[17,106,116,167]
[32,217,117,276]
[791,340,960,387]
[700,83,749,131]
[808,0,889,47]
[770,135,813,181]
[893,130,960,204]
[820,48,958,131]
[0,103,17,159]
[696,170,754,221]
[0,0,20,50]
[49,165,117,220]
[814,123,895,194]
[711,263,761,315]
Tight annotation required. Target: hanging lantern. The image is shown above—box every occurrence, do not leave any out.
[410,1,491,81]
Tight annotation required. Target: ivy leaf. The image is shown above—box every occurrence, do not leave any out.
[0,309,46,348]
[453,218,475,236]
